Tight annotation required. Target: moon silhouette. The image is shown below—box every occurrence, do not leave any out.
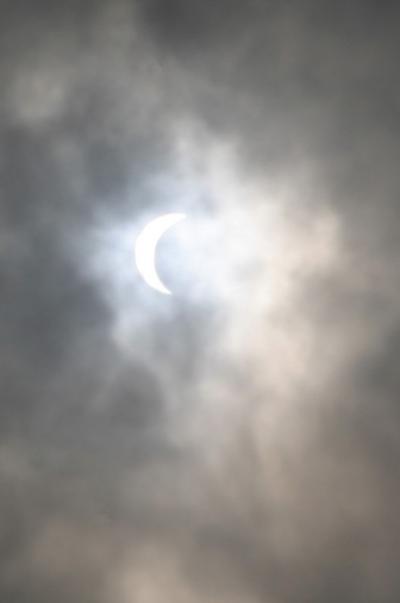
[135,213,187,295]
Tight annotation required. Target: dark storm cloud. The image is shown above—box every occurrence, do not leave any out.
[1,1,400,602]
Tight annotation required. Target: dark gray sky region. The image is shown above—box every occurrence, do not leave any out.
[1,1,400,601]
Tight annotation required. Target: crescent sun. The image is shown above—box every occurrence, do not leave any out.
[135,213,187,295]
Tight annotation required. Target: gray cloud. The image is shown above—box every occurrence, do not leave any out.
[1,1,400,602]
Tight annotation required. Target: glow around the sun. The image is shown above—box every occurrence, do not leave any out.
[78,124,340,359]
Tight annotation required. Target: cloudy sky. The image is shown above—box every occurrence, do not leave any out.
[1,1,400,601]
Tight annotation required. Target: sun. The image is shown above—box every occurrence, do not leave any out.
[135,213,187,295]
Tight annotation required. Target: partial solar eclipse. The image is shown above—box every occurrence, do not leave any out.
[135,213,187,295]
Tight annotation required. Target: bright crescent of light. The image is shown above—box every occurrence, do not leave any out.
[135,213,187,295]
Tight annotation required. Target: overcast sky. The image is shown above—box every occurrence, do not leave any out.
[1,1,400,601]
